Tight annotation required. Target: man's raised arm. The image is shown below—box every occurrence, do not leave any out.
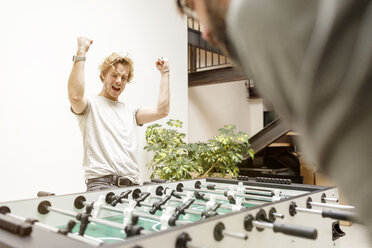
[136,58,170,125]
[68,36,92,114]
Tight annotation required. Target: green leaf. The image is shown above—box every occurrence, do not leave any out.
[248,149,255,159]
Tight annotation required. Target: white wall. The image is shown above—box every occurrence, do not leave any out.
[0,0,187,201]
[188,81,263,142]
[249,98,264,135]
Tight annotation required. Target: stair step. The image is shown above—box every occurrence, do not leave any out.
[286,131,300,136]
[268,143,292,147]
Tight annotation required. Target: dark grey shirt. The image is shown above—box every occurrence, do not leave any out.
[227,0,372,241]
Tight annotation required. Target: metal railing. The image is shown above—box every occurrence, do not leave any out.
[187,18,231,73]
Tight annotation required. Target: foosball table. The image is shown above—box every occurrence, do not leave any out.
[0,177,356,248]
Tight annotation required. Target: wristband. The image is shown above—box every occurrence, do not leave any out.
[72,55,86,62]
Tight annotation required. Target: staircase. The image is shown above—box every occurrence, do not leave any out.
[237,119,303,183]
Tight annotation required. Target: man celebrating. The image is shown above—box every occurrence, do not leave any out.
[68,36,170,191]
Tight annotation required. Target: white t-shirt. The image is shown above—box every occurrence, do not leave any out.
[73,95,140,184]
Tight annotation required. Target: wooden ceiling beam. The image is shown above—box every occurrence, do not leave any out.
[188,66,249,87]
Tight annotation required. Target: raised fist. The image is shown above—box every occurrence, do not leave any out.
[77,36,93,55]
[156,57,169,74]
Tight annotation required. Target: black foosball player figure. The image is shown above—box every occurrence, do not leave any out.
[76,205,93,236]
[150,194,172,214]
[168,199,195,227]
[194,191,207,201]
[124,215,144,238]
[106,190,132,207]
[58,220,77,236]
[201,202,222,219]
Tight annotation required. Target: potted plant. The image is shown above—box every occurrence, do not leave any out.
[144,119,254,181]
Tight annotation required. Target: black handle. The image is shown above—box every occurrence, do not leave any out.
[0,214,32,237]
[322,210,356,222]
[273,223,317,240]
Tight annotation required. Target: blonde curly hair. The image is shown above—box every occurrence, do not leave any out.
[99,52,134,83]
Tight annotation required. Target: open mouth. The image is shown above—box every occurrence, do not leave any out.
[112,86,121,92]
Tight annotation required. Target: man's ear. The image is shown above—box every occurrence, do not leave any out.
[100,72,106,82]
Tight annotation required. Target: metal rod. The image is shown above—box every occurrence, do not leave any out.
[184,208,203,215]
[48,207,77,218]
[252,220,273,229]
[296,207,322,215]
[208,184,272,193]
[310,202,354,210]
[222,230,248,240]
[272,213,285,219]
[88,216,124,230]
[201,184,273,197]
[244,187,273,193]
[178,189,255,207]
[182,186,272,202]
[170,197,206,206]
[243,199,265,206]
[134,211,160,221]
[83,202,120,213]
[323,197,338,203]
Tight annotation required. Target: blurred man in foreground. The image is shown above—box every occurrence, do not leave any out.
[177,0,372,241]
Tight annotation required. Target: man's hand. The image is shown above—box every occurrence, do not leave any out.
[155,57,169,74]
[76,36,93,56]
